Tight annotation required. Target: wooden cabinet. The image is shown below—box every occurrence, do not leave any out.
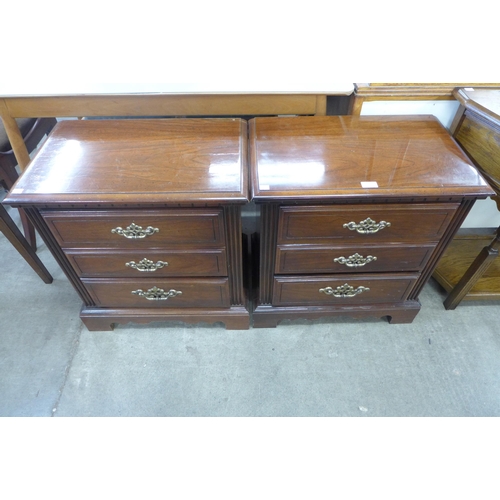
[249,116,494,327]
[4,119,250,330]
[433,88,500,308]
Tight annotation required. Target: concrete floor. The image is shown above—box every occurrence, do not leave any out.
[1,203,500,417]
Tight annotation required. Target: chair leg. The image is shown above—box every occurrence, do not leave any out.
[0,204,52,284]
[444,227,500,310]
[0,168,37,249]
[19,208,37,250]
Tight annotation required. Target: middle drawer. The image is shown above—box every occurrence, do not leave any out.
[64,248,227,278]
[275,244,435,274]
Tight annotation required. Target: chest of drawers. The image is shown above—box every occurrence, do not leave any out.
[249,115,494,327]
[5,119,250,330]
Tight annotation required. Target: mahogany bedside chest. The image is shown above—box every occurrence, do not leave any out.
[249,115,494,327]
[5,119,250,331]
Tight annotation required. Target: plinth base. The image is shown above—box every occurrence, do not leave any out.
[252,301,421,328]
[80,306,250,331]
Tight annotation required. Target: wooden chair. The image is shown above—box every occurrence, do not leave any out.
[0,117,57,249]
[0,203,52,283]
[0,117,56,283]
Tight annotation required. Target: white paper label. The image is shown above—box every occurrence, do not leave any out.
[361,181,378,188]
[260,185,270,190]
[464,87,474,91]
[11,188,24,193]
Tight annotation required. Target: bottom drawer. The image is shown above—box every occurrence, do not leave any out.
[272,274,418,306]
[82,278,230,308]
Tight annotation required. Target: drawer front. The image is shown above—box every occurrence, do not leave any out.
[278,204,459,244]
[276,244,435,274]
[82,278,230,308]
[272,274,418,306]
[42,209,225,248]
[65,249,227,278]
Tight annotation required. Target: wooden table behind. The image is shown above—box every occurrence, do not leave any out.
[433,88,500,308]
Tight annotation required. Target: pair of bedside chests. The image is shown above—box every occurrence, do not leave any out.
[5,116,493,331]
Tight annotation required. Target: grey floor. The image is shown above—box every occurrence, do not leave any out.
[1,203,500,417]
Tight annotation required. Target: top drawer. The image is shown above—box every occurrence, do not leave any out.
[42,209,225,248]
[277,203,459,245]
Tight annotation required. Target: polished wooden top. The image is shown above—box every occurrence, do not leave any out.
[249,115,494,201]
[6,119,249,207]
[454,88,500,128]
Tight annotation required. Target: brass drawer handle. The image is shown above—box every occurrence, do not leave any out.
[343,217,391,234]
[334,253,377,267]
[126,258,168,272]
[131,286,182,301]
[319,283,370,298]
[111,223,159,239]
